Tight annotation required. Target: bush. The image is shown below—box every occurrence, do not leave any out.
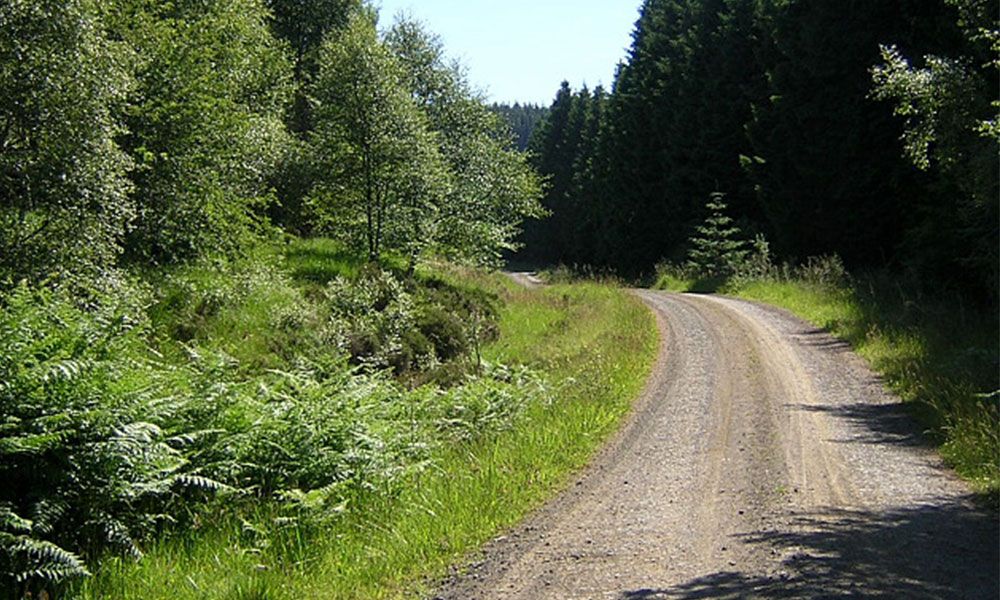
[322,268,420,371]
[794,254,850,289]
[320,267,501,379]
[188,358,431,514]
[0,273,549,594]
[731,234,775,283]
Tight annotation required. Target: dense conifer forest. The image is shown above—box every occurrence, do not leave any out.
[491,102,549,151]
[524,0,998,300]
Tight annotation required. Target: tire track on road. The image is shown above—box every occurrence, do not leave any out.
[433,291,998,599]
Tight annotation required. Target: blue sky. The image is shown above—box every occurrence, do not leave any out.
[374,1,642,105]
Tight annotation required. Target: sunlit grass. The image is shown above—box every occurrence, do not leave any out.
[79,265,658,599]
[296,281,657,598]
[284,237,367,286]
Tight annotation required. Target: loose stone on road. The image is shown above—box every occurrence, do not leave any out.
[434,290,998,599]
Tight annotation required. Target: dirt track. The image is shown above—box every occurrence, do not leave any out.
[505,271,545,289]
[433,291,998,599]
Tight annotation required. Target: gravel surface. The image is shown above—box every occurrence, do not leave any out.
[432,291,998,599]
[505,272,545,289]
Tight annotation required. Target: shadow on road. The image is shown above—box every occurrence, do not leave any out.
[618,498,998,599]
[791,401,930,448]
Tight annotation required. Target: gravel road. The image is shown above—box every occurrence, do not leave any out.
[505,272,545,289]
[433,291,998,599]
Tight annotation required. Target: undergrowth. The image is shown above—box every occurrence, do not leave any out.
[1,239,658,598]
[74,266,655,599]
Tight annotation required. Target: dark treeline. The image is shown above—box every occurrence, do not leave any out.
[524,0,998,297]
[491,102,549,151]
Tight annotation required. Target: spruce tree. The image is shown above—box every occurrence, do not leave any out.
[685,193,748,278]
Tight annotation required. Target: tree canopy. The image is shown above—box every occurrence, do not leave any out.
[0,0,542,286]
[0,0,133,282]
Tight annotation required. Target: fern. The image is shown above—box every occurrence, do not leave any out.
[0,531,89,593]
[0,284,215,590]
[0,276,552,592]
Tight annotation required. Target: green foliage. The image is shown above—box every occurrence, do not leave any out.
[319,266,499,381]
[685,193,749,279]
[308,11,448,263]
[0,283,197,595]
[74,273,656,600]
[871,0,999,296]
[525,0,996,300]
[265,0,358,59]
[523,83,608,266]
[386,17,545,267]
[146,251,319,371]
[284,237,369,285]
[322,268,419,371]
[0,0,134,283]
[265,0,360,138]
[0,242,555,594]
[111,0,294,264]
[490,102,549,151]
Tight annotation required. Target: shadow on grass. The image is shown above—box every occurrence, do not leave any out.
[285,240,365,285]
[619,498,999,599]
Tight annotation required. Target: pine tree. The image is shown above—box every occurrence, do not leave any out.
[745,0,960,265]
[685,193,748,278]
[490,102,549,151]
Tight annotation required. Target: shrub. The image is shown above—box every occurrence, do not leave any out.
[321,268,500,378]
[733,234,775,282]
[188,358,430,514]
[795,254,850,289]
[322,268,420,371]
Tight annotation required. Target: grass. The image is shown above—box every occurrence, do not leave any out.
[656,269,999,501]
[142,238,413,373]
[294,281,656,598]
[78,257,658,598]
[284,237,369,286]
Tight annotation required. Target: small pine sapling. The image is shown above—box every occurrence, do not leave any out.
[685,192,749,279]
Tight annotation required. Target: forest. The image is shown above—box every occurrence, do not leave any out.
[524,0,998,301]
[490,102,549,151]
[1,0,998,597]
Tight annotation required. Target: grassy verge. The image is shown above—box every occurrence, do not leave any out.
[656,270,999,501]
[78,262,657,598]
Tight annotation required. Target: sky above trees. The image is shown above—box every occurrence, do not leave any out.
[375,0,641,104]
